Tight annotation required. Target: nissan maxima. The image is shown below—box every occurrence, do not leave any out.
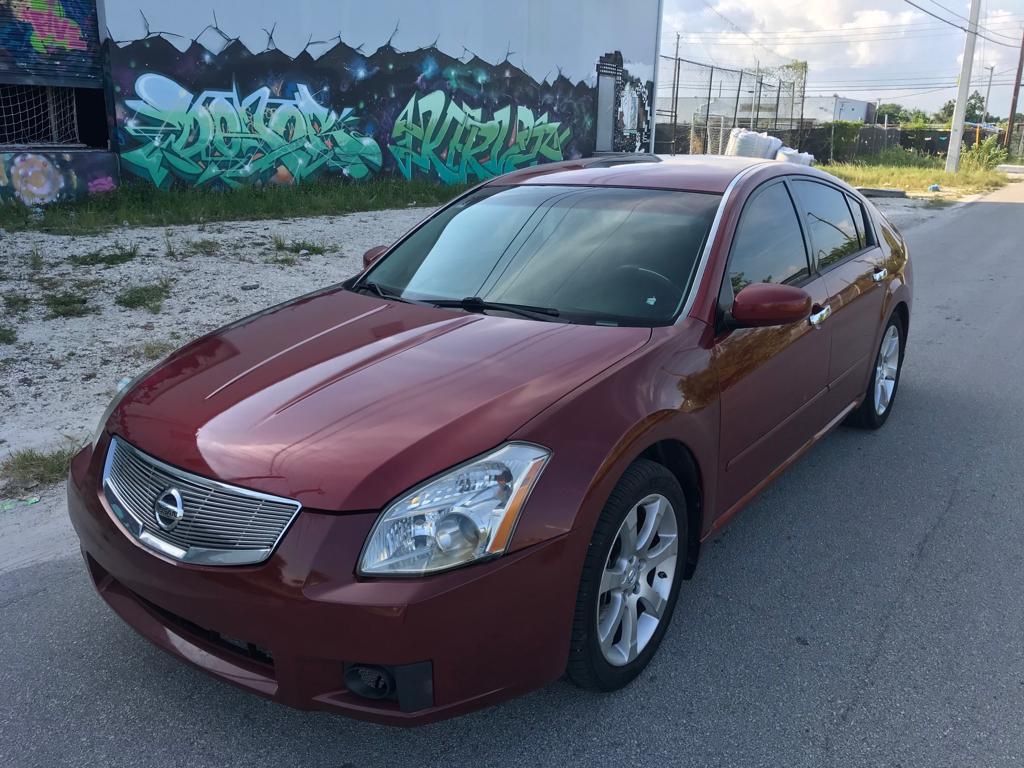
[67,155,911,724]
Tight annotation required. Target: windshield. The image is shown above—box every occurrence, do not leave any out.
[360,185,722,326]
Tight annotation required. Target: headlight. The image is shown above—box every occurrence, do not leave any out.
[90,374,143,448]
[359,443,550,576]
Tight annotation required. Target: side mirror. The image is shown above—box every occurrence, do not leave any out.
[730,283,812,329]
[362,245,388,269]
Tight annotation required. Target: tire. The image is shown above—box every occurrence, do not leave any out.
[566,459,688,691]
[847,312,905,430]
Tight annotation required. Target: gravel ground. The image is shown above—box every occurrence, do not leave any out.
[0,207,431,457]
[0,195,960,460]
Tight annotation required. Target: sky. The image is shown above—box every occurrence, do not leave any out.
[661,0,1024,117]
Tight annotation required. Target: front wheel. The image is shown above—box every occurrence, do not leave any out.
[567,460,687,691]
[847,312,905,430]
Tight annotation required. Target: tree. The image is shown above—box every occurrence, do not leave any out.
[904,109,930,127]
[935,91,987,124]
[965,90,986,123]
[876,102,906,124]
[934,99,956,123]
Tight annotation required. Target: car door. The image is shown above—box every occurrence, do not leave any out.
[790,180,887,409]
[713,179,833,515]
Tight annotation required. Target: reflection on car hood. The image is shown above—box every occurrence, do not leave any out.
[111,288,651,510]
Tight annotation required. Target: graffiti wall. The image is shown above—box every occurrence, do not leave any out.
[103,0,659,189]
[0,0,104,87]
[110,38,599,188]
[0,150,118,206]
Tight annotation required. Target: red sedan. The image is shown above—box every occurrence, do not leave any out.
[67,155,911,725]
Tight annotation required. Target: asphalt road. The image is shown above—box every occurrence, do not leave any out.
[4,183,1024,768]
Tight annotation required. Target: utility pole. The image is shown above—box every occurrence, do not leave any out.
[946,0,982,173]
[669,32,680,155]
[1005,27,1024,152]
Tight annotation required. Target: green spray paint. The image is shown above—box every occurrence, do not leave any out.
[121,74,382,188]
[389,90,571,184]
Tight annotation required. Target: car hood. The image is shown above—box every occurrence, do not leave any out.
[110,289,651,510]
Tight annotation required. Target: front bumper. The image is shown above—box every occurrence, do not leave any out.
[67,441,579,725]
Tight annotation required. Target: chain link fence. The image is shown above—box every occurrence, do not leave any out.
[655,55,807,156]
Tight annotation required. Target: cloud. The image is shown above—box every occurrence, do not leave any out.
[662,0,1024,114]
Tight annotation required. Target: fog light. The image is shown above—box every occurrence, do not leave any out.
[344,664,396,700]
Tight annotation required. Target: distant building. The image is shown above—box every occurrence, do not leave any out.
[655,94,876,127]
[803,97,876,124]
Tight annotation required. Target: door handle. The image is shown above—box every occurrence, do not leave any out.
[872,268,888,283]
[809,304,832,329]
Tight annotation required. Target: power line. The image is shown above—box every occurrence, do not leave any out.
[900,0,1018,46]
[696,0,794,63]
[924,0,1020,40]
[675,17,1024,40]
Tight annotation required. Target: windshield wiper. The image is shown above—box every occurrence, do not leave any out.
[351,281,417,304]
[431,296,561,321]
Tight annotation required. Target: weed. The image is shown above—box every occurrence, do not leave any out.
[164,233,177,259]
[116,279,172,314]
[0,326,15,344]
[266,254,299,266]
[1,444,80,492]
[270,235,328,255]
[43,290,96,319]
[187,238,219,256]
[69,241,139,266]
[27,248,43,271]
[140,340,176,360]
[289,239,328,255]
[3,293,31,314]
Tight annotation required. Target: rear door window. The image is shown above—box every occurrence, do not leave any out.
[791,180,861,270]
[846,194,874,248]
[726,181,810,296]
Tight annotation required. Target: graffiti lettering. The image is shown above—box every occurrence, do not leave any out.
[13,0,89,53]
[389,91,571,184]
[121,74,383,188]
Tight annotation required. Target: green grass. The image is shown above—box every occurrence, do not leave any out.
[3,293,31,314]
[0,326,15,344]
[27,248,43,271]
[43,290,97,319]
[0,178,471,235]
[827,164,1007,195]
[1,445,79,492]
[69,241,139,266]
[826,147,1009,195]
[116,279,172,314]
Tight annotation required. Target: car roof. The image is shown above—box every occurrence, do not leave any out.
[490,155,774,195]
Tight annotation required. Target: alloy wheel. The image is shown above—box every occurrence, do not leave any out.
[596,494,679,667]
[874,325,901,416]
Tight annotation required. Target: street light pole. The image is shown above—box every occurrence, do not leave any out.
[982,65,995,124]
[946,0,982,173]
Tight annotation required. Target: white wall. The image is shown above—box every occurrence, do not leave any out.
[100,0,660,86]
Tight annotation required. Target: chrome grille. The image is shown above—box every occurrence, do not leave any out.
[101,436,302,566]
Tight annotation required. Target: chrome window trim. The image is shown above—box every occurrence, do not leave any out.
[101,436,302,567]
[676,161,770,322]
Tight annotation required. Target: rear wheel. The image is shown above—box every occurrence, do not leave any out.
[567,460,687,691]
[847,313,905,430]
